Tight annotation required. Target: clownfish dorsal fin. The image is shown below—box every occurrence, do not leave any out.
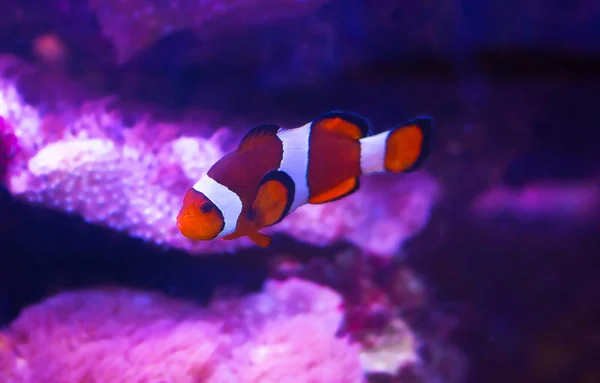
[248,170,295,227]
[237,124,281,152]
[309,177,360,204]
[311,111,373,140]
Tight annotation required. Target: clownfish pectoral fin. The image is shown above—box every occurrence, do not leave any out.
[237,124,281,152]
[247,231,272,248]
[358,116,433,175]
[249,170,295,227]
[311,111,372,140]
[309,177,360,204]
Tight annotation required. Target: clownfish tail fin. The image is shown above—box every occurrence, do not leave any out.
[359,116,433,175]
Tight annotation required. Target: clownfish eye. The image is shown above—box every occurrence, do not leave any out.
[200,202,214,214]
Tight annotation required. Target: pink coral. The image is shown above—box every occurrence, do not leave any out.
[470,180,600,223]
[0,68,440,257]
[270,250,441,377]
[89,0,332,64]
[0,278,374,383]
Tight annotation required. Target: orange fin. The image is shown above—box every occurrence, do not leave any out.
[224,229,272,247]
[249,170,295,227]
[384,116,433,173]
[223,232,242,240]
[309,177,359,204]
[248,231,272,248]
[237,124,281,152]
[311,111,372,140]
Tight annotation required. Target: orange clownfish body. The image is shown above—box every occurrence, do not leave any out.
[177,111,433,247]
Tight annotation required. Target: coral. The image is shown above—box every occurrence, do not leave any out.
[269,248,468,381]
[470,180,600,223]
[0,116,19,183]
[0,78,40,158]
[0,71,440,257]
[89,0,332,64]
[359,318,420,375]
[0,278,376,383]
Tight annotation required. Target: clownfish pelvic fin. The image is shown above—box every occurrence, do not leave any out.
[223,230,273,247]
[247,231,272,247]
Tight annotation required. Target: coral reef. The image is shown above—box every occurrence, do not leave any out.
[269,248,467,383]
[0,57,457,382]
[0,278,370,382]
[0,180,468,383]
[0,49,465,382]
[0,65,440,257]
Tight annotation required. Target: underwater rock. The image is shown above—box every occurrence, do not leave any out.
[89,0,333,64]
[0,70,440,257]
[0,278,377,382]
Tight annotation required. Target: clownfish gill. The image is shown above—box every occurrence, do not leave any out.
[176,111,434,248]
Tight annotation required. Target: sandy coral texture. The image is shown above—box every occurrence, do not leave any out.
[0,278,418,382]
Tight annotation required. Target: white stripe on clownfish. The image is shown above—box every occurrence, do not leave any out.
[276,121,312,214]
[359,130,391,175]
[192,174,243,238]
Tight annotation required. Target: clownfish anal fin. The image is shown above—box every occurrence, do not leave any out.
[237,124,281,152]
[250,170,295,227]
[312,111,373,140]
[309,177,360,204]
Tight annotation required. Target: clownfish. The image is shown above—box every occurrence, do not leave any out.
[177,111,433,247]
